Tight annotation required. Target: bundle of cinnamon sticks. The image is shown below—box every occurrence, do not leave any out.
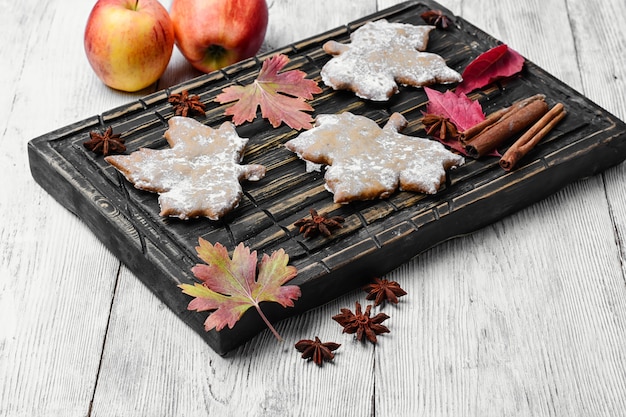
[460,94,566,171]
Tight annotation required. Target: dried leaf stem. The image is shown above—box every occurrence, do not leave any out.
[255,304,283,341]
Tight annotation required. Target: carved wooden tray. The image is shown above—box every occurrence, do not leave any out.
[28,0,626,354]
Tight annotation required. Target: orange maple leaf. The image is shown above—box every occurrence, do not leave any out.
[179,239,301,340]
[215,54,322,130]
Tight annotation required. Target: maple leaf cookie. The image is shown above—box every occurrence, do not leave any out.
[320,19,462,101]
[105,116,265,220]
[285,112,464,203]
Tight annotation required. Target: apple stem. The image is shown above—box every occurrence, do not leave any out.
[133,0,139,10]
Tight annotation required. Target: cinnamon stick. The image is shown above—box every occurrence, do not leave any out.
[464,98,549,159]
[499,103,566,171]
[459,94,545,144]
[459,107,510,144]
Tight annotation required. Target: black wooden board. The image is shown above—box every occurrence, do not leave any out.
[28,0,626,355]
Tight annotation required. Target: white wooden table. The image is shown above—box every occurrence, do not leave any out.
[3,0,626,415]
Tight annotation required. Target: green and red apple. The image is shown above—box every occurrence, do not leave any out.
[84,0,175,92]
[170,0,269,73]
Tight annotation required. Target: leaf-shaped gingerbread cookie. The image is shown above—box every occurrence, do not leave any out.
[321,19,462,101]
[285,112,464,203]
[105,116,265,220]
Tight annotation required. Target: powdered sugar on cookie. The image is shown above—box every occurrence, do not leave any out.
[320,19,462,101]
[285,112,464,203]
[105,116,265,220]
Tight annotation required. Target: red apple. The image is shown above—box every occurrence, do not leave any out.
[170,0,268,73]
[84,0,175,92]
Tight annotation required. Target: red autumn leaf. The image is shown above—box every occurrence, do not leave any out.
[431,135,468,155]
[424,87,485,132]
[422,88,500,157]
[215,54,322,130]
[455,44,525,95]
[179,239,301,340]
[423,87,482,155]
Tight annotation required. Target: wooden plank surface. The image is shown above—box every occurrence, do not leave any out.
[26,0,626,354]
[2,0,626,416]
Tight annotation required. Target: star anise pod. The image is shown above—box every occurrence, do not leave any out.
[294,209,345,238]
[83,126,126,156]
[332,301,390,344]
[422,113,458,141]
[364,277,407,306]
[421,9,453,30]
[168,89,206,117]
[295,336,341,366]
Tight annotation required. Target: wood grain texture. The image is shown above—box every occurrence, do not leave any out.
[1,1,122,416]
[27,0,626,356]
[372,1,626,416]
[264,0,378,50]
[3,0,626,416]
